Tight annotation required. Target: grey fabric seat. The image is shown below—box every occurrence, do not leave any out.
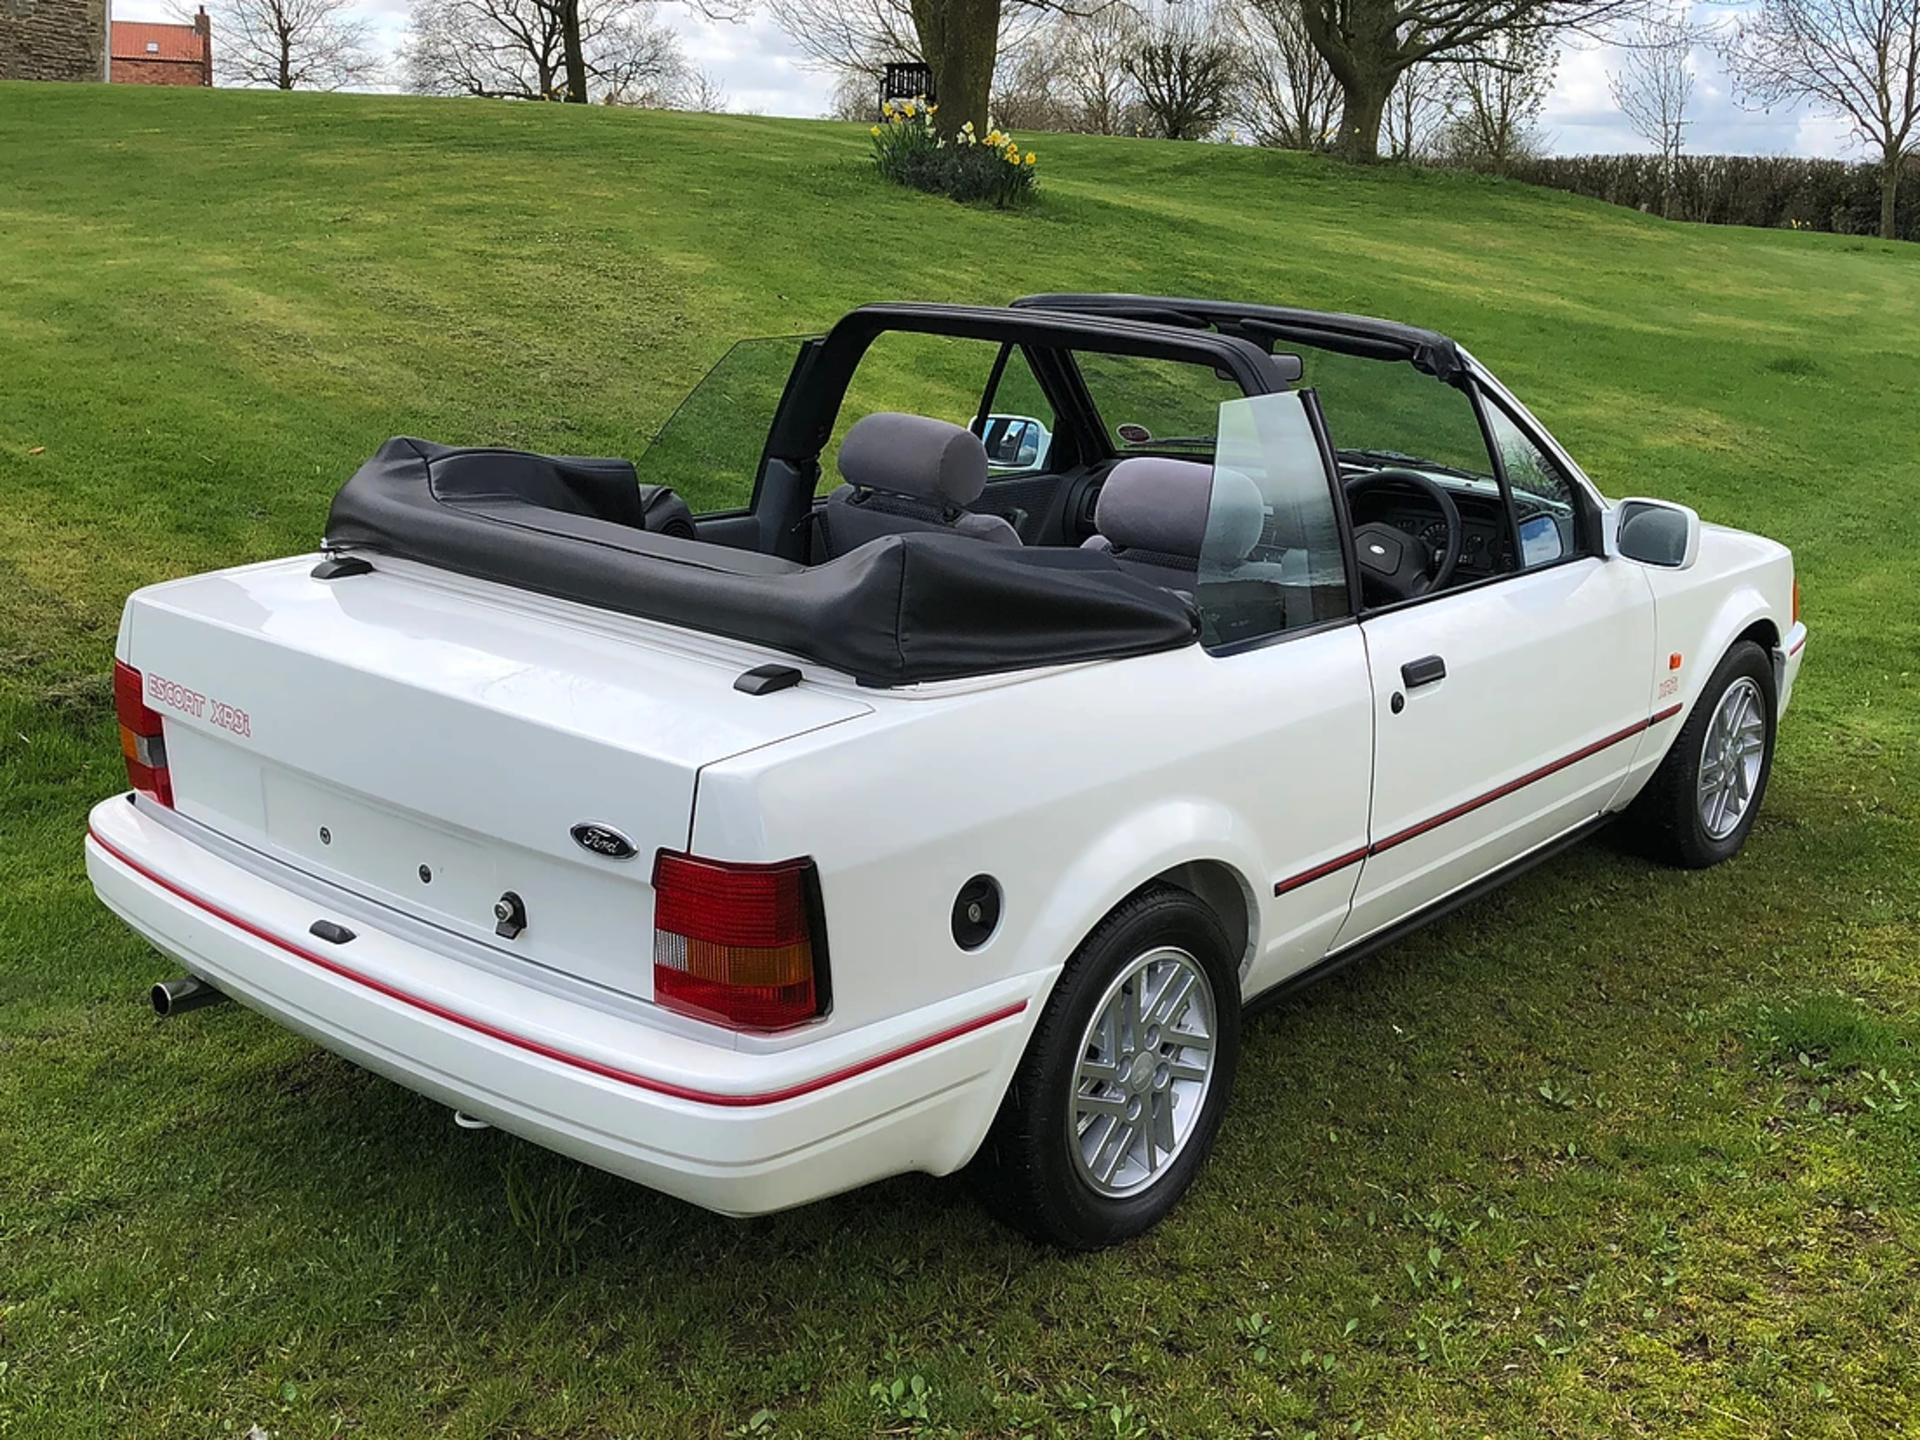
[1082,456,1265,590]
[817,412,1022,561]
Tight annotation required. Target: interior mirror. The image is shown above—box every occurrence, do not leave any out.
[981,414,1051,470]
[1614,497,1700,569]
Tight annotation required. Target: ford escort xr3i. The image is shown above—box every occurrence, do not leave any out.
[87,296,1805,1248]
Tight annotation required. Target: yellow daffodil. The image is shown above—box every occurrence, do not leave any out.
[902,102,915,117]
[1026,152,1036,165]
[870,125,881,136]
[928,103,937,113]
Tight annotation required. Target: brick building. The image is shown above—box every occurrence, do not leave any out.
[110,9,211,85]
[0,0,109,83]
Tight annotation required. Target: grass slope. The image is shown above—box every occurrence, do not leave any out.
[2,84,1917,1440]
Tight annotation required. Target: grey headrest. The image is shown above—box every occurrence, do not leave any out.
[1094,457,1266,561]
[838,412,990,508]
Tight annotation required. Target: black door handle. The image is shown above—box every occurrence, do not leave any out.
[1401,655,1447,689]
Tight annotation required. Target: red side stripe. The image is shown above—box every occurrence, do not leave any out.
[1273,847,1369,897]
[1788,635,1806,657]
[88,827,1026,1108]
[1274,706,1683,893]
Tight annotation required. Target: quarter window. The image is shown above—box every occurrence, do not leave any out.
[1196,392,1352,649]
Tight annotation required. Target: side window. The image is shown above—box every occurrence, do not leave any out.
[822,332,1010,492]
[634,336,811,512]
[1481,397,1579,568]
[977,345,1058,475]
[1197,392,1352,649]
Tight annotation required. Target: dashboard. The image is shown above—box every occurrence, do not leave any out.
[1359,490,1516,581]
[1347,474,1578,587]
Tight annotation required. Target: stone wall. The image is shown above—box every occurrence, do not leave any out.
[0,0,107,83]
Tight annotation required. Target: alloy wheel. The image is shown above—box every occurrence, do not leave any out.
[1697,676,1766,840]
[1068,946,1218,1198]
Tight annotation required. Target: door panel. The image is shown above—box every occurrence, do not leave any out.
[975,470,1073,544]
[1337,558,1656,947]
[1235,626,1376,996]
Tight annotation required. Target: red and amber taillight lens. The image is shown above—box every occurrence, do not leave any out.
[1792,578,1801,626]
[113,660,173,808]
[651,852,828,1032]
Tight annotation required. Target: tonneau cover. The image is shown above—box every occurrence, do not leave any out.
[324,438,1199,686]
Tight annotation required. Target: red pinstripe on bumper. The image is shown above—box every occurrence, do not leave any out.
[88,826,1026,1109]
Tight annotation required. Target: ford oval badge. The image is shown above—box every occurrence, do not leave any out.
[571,822,638,860]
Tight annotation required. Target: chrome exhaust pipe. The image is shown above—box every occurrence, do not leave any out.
[151,975,227,1017]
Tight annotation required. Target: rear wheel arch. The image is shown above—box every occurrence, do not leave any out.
[1148,859,1256,982]
[970,880,1245,1247]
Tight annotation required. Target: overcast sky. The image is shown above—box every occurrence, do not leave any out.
[117,0,1861,159]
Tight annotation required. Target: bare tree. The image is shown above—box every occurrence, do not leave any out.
[676,67,730,110]
[1239,0,1341,147]
[1721,0,1919,238]
[755,0,1043,129]
[993,27,1074,127]
[1127,6,1242,138]
[763,0,920,93]
[404,0,688,102]
[1296,0,1656,160]
[1382,58,1453,156]
[825,70,880,118]
[1608,13,1693,214]
[1057,3,1146,131]
[190,0,380,88]
[709,0,1093,135]
[1437,27,1556,170]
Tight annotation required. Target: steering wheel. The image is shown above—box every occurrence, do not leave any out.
[1344,468,1464,605]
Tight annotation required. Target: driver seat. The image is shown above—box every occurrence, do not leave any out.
[816,413,1021,560]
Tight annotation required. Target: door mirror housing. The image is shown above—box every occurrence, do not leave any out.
[980,414,1051,470]
[1612,497,1700,570]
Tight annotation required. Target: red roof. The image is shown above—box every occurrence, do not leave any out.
[111,22,208,64]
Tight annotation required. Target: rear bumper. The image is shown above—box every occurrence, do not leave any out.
[85,796,1040,1216]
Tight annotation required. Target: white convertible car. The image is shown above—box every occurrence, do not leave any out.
[87,296,1806,1247]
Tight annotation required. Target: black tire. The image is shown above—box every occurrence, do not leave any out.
[970,883,1241,1250]
[1623,639,1777,869]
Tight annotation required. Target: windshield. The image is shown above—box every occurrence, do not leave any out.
[1075,351,1244,455]
[1291,346,1493,480]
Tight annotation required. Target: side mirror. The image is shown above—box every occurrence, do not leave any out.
[981,414,1051,470]
[1612,497,1700,569]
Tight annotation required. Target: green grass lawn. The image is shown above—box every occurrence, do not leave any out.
[2,83,1918,1440]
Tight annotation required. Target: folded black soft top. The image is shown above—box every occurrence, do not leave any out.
[322,438,1199,687]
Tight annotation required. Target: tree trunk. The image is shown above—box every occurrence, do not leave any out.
[560,0,589,103]
[1881,153,1900,240]
[909,0,999,137]
[1297,0,1399,162]
[1334,73,1388,161]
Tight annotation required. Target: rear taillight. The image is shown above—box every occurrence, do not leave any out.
[651,851,828,1032]
[1792,578,1801,625]
[113,660,173,808]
